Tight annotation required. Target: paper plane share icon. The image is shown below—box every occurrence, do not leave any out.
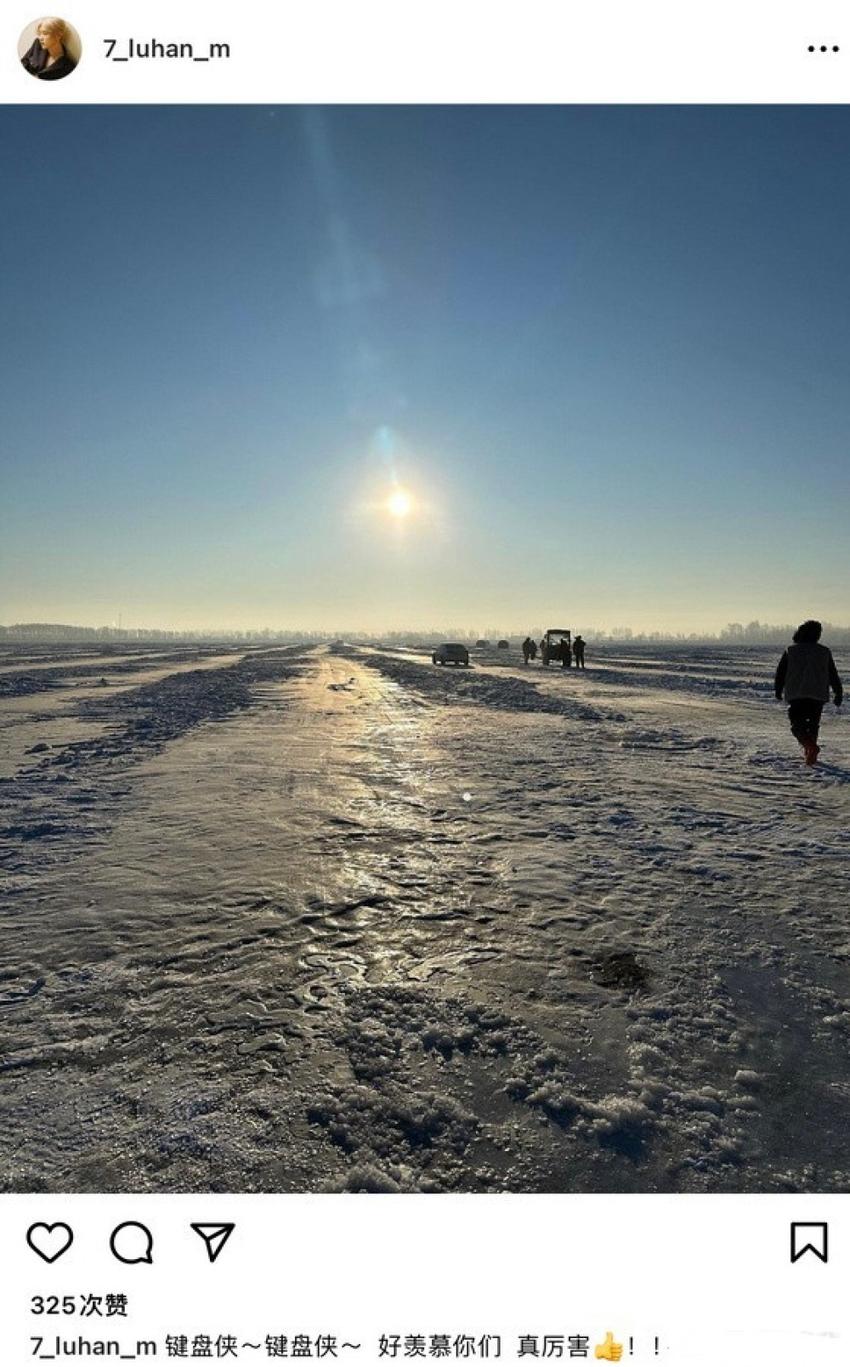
[191,1223,235,1263]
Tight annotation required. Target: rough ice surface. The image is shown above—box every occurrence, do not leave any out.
[0,641,847,1193]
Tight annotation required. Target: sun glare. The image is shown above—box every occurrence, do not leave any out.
[387,489,413,519]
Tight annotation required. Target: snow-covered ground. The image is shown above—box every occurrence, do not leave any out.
[1,642,847,1193]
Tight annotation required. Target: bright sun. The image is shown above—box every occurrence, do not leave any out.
[386,489,413,519]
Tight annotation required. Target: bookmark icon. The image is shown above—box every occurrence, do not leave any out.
[790,1222,828,1264]
[191,1222,235,1263]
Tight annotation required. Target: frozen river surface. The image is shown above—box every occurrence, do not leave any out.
[1,642,848,1192]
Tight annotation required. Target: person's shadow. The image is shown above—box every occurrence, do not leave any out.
[812,760,850,782]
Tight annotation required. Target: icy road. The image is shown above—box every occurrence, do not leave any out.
[1,643,848,1192]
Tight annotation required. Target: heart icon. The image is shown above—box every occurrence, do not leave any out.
[26,1222,74,1263]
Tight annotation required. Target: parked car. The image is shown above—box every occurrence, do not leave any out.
[541,628,571,666]
[497,639,510,650]
[476,639,490,647]
[432,642,470,666]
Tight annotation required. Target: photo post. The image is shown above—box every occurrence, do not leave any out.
[1,3,847,1362]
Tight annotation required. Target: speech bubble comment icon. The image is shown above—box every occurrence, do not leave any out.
[110,1222,154,1265]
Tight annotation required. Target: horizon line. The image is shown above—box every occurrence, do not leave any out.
[3,619,850,642]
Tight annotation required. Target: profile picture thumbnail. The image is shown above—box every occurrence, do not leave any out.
[19,16,81,80]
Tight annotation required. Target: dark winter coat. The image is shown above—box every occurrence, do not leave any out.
[21,41,77,79]
[774,642,843,705]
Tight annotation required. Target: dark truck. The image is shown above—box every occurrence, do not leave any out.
[540,628,571,666]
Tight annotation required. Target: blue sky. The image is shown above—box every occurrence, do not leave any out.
[2,105,849,632]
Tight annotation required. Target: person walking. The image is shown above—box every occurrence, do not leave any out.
[573,635,586,669]
[560,636,572,668]
[774,619,843,766]
[522,637,532,665]
[529,637,537,661]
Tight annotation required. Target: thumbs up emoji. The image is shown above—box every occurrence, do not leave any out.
[594,1333,623,1362]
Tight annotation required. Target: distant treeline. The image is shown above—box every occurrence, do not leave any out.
[2,620,849,647]
[0,623,327,644]
[718,620,850,645]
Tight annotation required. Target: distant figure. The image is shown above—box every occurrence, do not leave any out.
[559,636,572,668]
[522,637,533,664]
[21,18,77,79]
[529,638,537,660]
[573,635,586,669]
[774,619,843,766]
[539,638,546,662]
